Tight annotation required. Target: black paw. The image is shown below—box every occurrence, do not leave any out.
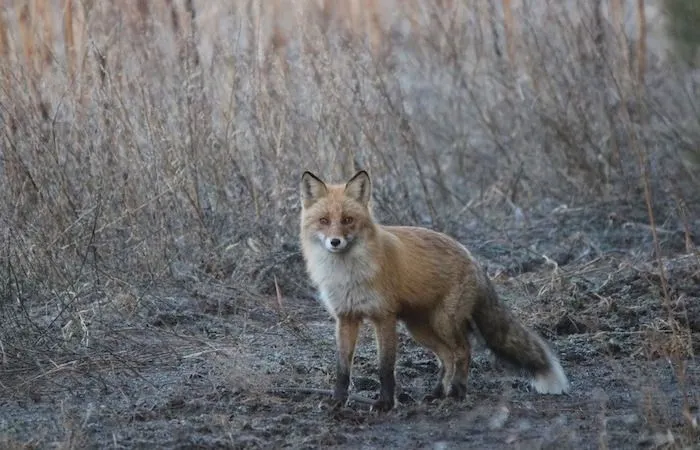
[423,384,445,403]
[447,382,467,400]
[330,391,348,410]
[372,397,395,412]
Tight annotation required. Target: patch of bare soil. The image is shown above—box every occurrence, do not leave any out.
[1,202,698,449]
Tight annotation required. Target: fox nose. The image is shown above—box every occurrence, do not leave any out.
[330,238,341,247]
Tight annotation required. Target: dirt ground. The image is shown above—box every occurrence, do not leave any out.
[1,201,699,449]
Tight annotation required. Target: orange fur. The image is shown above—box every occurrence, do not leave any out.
[300,170,569,410]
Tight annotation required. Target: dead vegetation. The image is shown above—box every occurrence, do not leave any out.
[0,0,698,448]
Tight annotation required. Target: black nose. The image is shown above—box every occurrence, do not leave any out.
[330,238,341,247]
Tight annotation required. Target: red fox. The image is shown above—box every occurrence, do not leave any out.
[299,170,569,411]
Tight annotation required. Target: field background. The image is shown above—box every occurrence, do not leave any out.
[0,1,698,448]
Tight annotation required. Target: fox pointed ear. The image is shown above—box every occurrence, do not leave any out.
[344,170,371,206]
[300,171,328,208]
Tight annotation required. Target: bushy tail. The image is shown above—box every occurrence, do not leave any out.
[472,270,570,395]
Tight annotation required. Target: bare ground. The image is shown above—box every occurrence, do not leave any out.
[1,201,699,449]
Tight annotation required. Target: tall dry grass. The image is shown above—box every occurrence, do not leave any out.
[0,0,697,423]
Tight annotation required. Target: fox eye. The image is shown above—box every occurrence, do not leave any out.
[319,217,330,225]
[341,216,354,225]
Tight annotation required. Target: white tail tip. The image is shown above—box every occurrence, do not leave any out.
[531,357,570,395]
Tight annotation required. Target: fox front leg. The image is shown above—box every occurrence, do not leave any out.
[333,316,361,407]
[372,316,398,411]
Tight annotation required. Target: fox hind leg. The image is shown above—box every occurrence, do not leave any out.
[445,318,475,400]
[429,362,446,400]
[406,313,473,402]
[404,321,456,402]
[447,337,471,400]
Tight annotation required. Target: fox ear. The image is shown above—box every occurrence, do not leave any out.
[344,170,371,206]
[300,171,327,208]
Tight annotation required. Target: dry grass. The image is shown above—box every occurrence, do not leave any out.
[0,0,698,446]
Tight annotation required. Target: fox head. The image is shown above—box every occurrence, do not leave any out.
[300,170,373,254]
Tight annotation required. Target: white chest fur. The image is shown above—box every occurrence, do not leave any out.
[305,245,384,318]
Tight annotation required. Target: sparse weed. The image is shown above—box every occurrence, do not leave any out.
[0,0,697,447]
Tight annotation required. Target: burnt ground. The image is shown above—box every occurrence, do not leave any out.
[1,202,699,449]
